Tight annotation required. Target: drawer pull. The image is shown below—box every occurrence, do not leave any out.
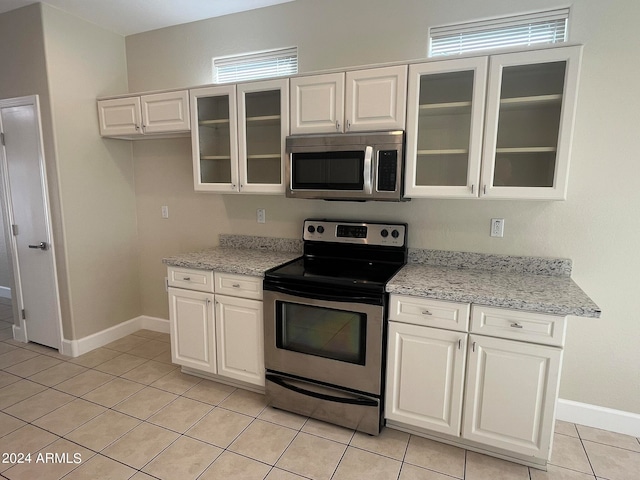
[421,310,433,316]
[232,283,241,288]
[183,277,191,281]
[510,322,524,329]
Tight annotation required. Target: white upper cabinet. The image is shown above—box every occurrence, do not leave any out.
[405,45,582,200]
[191,79,288,194]
[98,90,190,138]
[290,65,407,134]
[404,57,488,198]
[481,46,582,200]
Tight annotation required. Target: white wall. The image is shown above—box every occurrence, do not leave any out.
[40,4,142,339]
[126,0,640,414]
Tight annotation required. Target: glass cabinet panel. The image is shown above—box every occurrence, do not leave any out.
[404,57,488,198]
[244,89,282,185]
[493,61,565,188]
[190,85,238,191]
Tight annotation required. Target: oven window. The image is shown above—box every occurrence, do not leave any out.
[291,151,364,190]
[276,301,366,365]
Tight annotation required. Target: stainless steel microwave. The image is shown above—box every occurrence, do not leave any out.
[285,131,405,201]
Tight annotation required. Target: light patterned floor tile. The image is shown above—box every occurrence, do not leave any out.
[276,431,347,480]
[27,361,88,387]
[399,463,462,480]
[530,464,598,479]
[186,407,254,448]
[1,424,59,456]
[219,388,268,416]
[4,388,75,422]
[33,398,106,436]
[577,424,640,452]
[583,439,640,480]
[350,427,410,460]
[0,349,39,369]
[112,386,177,420]
[102,422,179,469]
[64,410,141,452]
[465,451,530,480]
[550,433,593,474]
[62,454,137,480]
[302,418,355,444]
[404,435,465,478]
[102,335,149,353]
[93,353,148,376]
[127,339,170,359]
[0,411,27,437]
[556,421,579,438]
[4,354,61,377]
[0,379,46,409]
[147,396,212,433]
[0,370,21,388]
[81,377,145,407]
[200,451,271,480]
[143,435,222,479]
[54,369,115,396]
[258,406,308,430]
[120,359,177,384]
[67,347,120,368]
[150,369,201,394]
[229,419,297,465]
[333,446,402,480]
[183,379,236,405]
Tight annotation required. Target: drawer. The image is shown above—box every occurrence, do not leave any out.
[389,295,470,332]
[470,305,566,347]
[214,272,263,300]
[167,266,214,293]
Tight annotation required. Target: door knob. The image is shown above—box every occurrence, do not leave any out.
[28,242,48,251]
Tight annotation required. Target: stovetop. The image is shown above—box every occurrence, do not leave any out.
[264,219,408,295]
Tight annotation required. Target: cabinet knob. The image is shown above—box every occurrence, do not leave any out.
[471,184,475,194]
[335,120,340,131]
[346,120,351,131]
[135,124,140,131]
[510,322,524,329]
[421,310,433,316]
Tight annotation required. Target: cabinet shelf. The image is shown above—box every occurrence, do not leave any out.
[246,154,281,160]
[417,149,469,155]
[199,119,230,127]
[500,94,562,110]
[495,147,556,154]
[419,101,472,115]
[201,155,232,160]
[246,115,281,123]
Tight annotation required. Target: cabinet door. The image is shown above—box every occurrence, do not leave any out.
[190,85,239,192]
[462,334,562,459]
[481,45,582,199]
[290,72,345,134]
[168,287,216,373]
[385,322,467,436]
[345,65,407,132]
[404,57,488,198]
[215,295,264,387]
[97,97,142,137]
[141,90,190,134]
[237,79,289,193]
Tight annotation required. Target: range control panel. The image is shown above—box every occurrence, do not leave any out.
[303,220,407,247]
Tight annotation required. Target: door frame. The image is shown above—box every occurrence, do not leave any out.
[0,94,63,350]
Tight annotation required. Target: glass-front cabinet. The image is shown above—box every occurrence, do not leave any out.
[404,57,488,198]
[191,79,288,193]
[482,45,582,199]
[405,45,582,200]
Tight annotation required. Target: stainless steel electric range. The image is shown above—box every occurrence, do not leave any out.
[263,219,407,435]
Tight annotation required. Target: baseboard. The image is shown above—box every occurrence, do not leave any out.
[62,315,169,357]
[0,286,11,299]
[556,398,640,437]
[12,323,27,342]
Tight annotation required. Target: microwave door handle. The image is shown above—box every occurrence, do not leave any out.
[363,146,373,194]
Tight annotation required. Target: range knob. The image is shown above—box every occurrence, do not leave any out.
[380,229,389,238]
[317,225,325,234]
[307,225,315,233]
[391,229,400,239]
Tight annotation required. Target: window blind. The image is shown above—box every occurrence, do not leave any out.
[429,8,569,57]
[214,47,298,83]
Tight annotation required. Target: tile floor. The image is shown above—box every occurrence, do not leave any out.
[0,309,638,479]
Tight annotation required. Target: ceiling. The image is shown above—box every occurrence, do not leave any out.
[0,0,296,36]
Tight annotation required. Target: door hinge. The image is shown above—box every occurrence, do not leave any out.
[21,309,26,320]
[0,132,5,146]
[11,224,18,236]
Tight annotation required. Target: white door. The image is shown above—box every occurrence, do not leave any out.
[462,334,562,458]
[345,65,408,132]
[0,96,62,349]
[215,294,264,387]
[385,322,467,436]
[168,287,216,373]
[290,72,345,134]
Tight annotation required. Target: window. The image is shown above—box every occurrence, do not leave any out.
[213,47,298,83]
[429,8,569,57]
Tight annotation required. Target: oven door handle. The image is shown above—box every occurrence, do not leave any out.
[265,284,379,304]
[266,374,378,407]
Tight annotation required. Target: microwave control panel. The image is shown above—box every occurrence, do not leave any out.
[377,150,398,192]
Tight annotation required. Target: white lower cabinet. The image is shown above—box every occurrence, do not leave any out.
[386,322,466,436]
[215,295,264,387]
[462,334,562,458]
[168,287,216,373]
[385,295,566,468]
[167,266,265,389]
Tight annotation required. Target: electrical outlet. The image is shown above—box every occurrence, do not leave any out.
[491,218,504,237]
[257,208,266,224]
[161,206,169,219]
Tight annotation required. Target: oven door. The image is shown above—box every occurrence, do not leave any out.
[263,289,384,395]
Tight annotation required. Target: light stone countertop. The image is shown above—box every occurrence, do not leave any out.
[387,263,601,318]
[163,247,300,277]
